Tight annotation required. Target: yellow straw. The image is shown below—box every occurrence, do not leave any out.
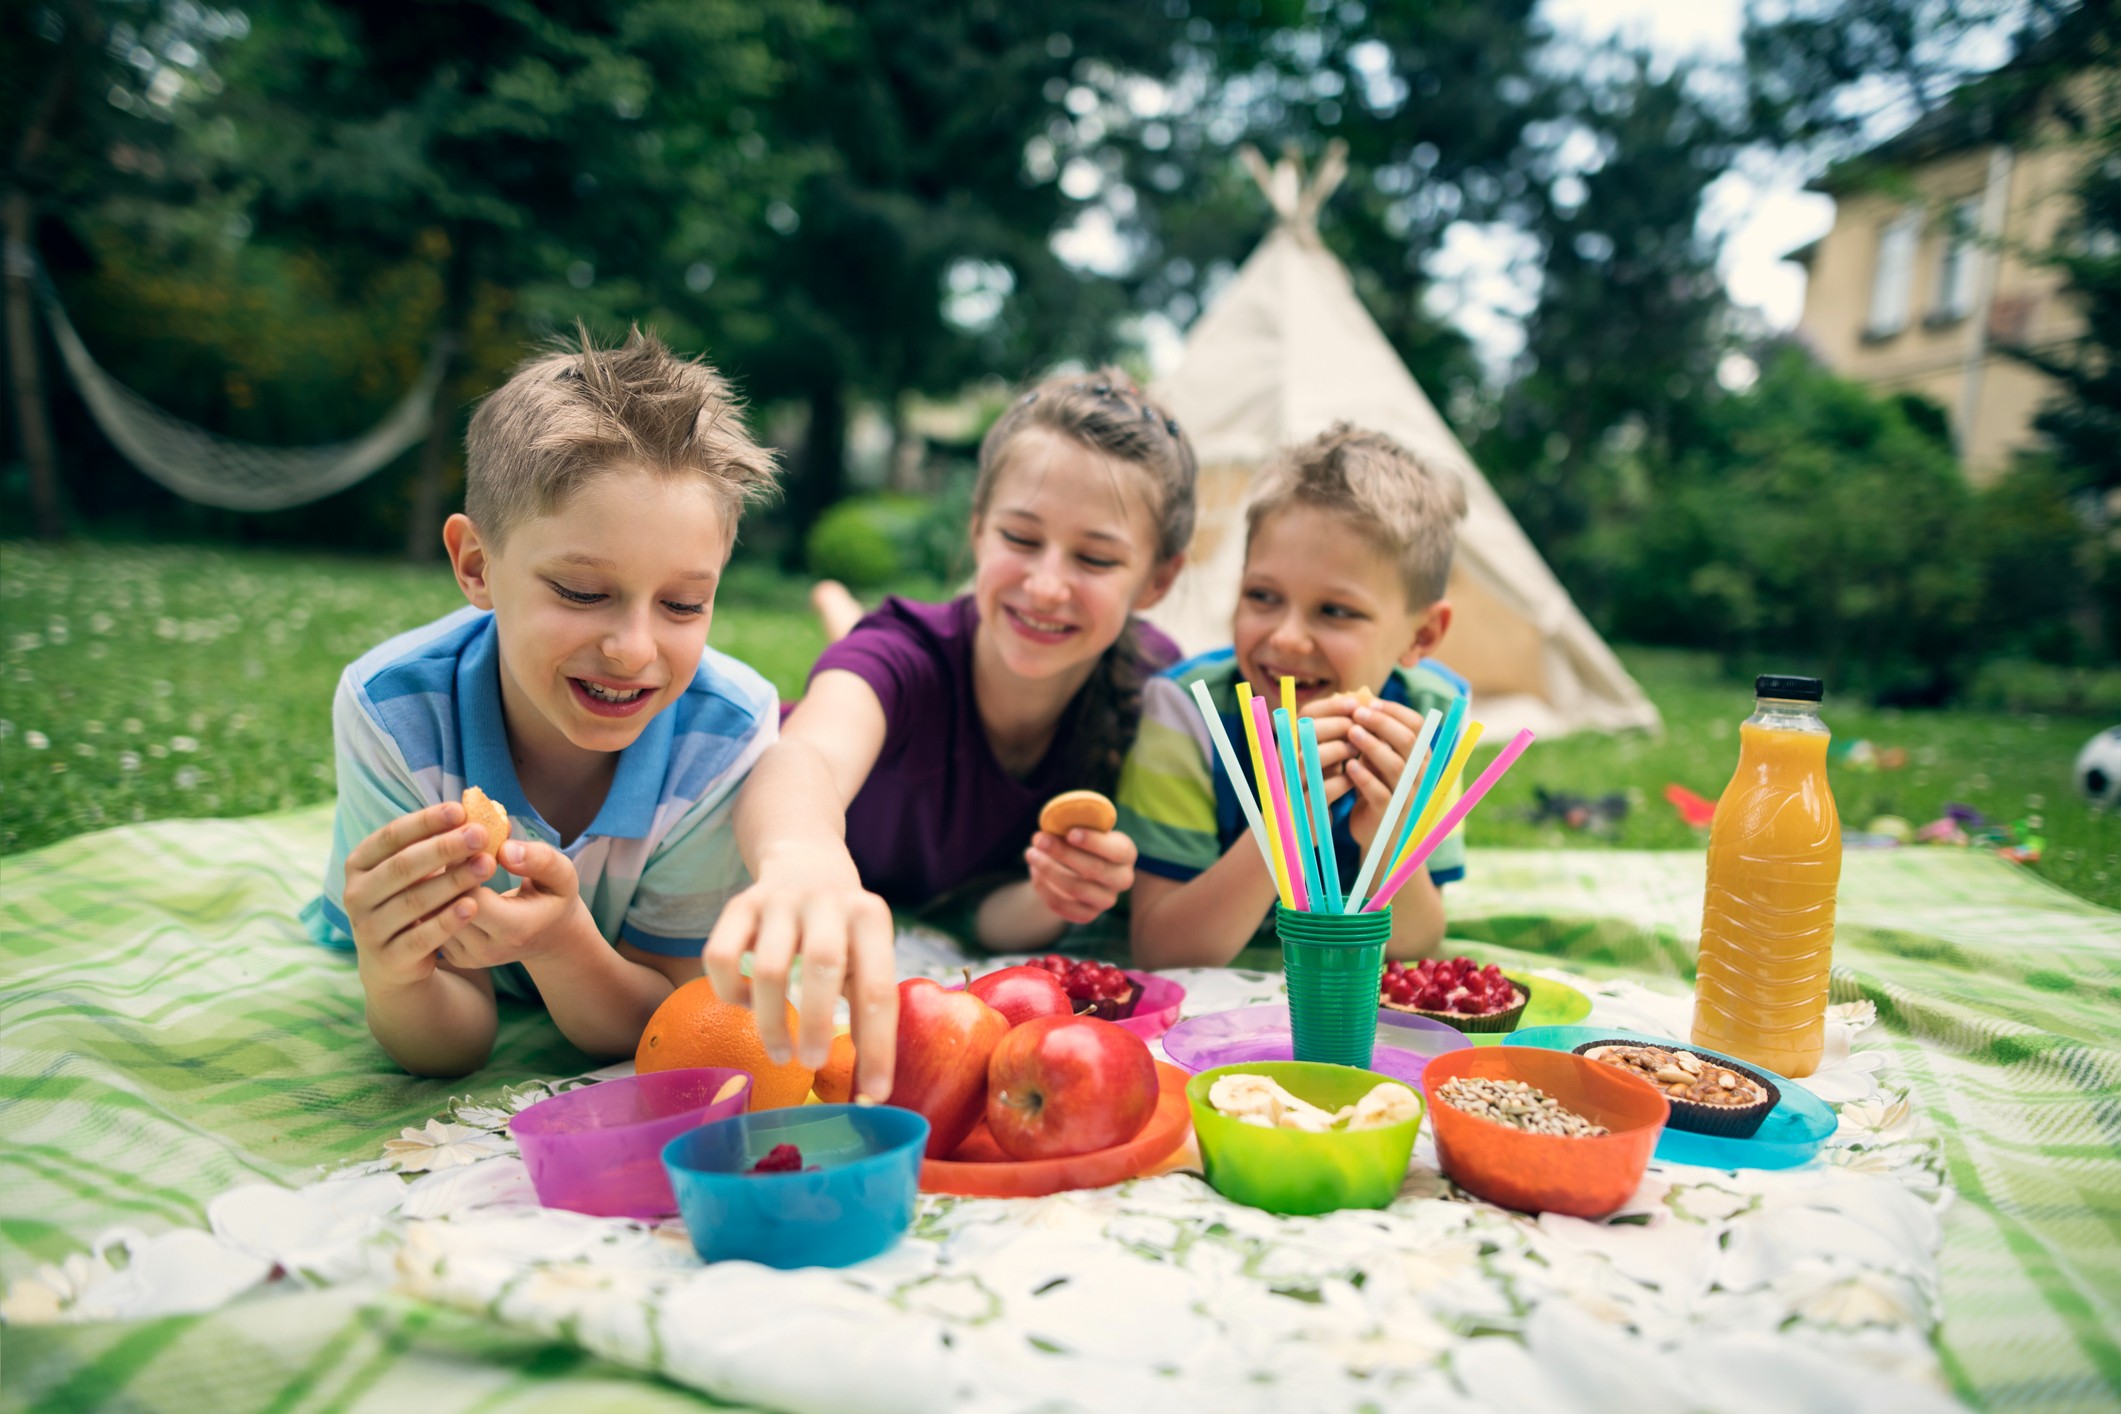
[1388,720,1486,877]
[1238,681,1295,909]
[1280,675,1303,819]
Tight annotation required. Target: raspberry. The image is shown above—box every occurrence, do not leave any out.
[755,1144,801,1178]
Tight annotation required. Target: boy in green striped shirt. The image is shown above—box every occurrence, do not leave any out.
[1118,424,1469,967]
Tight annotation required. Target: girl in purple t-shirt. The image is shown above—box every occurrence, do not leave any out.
[705,370,1198,1100]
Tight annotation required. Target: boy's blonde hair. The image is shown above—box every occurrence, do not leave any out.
[1244,423,1467,607]
[464,325,778,546]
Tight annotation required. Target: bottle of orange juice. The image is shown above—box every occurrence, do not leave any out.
[1692,675,1841,1078]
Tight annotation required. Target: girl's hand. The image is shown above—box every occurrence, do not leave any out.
[1026,827,1138,925]
[701,856,898,1102]
[440,839,589,971]
[1342,700,1430,850]
[343,801,495,990]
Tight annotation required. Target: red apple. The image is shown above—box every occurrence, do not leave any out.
[965,965,1073,1028]
[985,1015,1159,1161]
[891,978,1011,1159]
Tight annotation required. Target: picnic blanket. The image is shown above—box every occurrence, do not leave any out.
[2,808,2117,1412]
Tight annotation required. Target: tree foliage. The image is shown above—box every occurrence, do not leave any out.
[1478,47,1744,605]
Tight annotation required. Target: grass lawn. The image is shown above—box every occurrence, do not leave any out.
[5,538,2119,913]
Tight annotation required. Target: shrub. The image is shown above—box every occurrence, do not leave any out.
[1594,350,1986,701]
[803,497,917,589]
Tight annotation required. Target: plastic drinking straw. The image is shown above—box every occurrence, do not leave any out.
[1250,696,1309,911]
[1365,728,1535,911]
[1344,706,1441,913]
[1389,720,1486,879]
[1297,716,1343,913]
[1237,682,1296,910]
[1190,679,1277,881]
[1281,674,1298,726]
[1387,693,1465,865]
[1274,707,1326,910]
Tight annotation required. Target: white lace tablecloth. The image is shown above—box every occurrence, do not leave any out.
[6,943,1960,1413]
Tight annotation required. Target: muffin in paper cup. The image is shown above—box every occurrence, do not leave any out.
[1571,1039,1780,1138]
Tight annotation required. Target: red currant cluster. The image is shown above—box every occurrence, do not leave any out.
[1032,955,1137,1016]
[1380,957,1519,1016]
[748,1142,807,1174]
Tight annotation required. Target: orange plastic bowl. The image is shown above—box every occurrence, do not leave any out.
[1421,1048,1667,1218]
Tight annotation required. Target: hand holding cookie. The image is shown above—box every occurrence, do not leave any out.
[1340,696,1432,849]
[1028,790,1136,926]
[342,798,500,988]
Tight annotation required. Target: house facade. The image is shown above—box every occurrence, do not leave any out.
[1788,73,2099,482]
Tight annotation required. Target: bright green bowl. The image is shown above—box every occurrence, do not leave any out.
[1186,1061,1425,1215]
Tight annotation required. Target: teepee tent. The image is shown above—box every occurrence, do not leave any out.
[1146,145,1661,737]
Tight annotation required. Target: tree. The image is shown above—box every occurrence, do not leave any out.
[2008,35,2121,494]
[1479,48,1744,608]
[712,2,1196,555]
[3,1,245,538]
[214,0,793,557]
[1742,0,2084,160]
[1083,0,1549,417]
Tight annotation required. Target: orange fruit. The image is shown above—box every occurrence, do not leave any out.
[811,1032,859,1104]
[635,977,814,1111]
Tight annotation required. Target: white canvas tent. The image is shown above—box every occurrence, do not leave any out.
[1146,145,1661,738]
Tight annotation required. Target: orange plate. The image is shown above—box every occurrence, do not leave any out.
[920,1062,1194,1197]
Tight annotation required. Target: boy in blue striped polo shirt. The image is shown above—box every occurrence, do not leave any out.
[302,329,779,1076]
[1118,423,1470,968]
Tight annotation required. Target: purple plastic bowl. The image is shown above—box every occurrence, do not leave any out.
[509,1067,753,1218]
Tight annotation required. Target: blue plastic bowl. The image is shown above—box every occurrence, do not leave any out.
[661,1104,928,1269]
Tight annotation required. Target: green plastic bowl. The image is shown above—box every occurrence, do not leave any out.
[1186,1061,1424,1215]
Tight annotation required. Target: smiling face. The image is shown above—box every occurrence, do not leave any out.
[970,428,1177,687]
[1234,503,1448,710]
[446,464,732,769]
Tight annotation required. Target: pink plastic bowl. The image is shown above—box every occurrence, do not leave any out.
[1117,972,1185,1041]
[509,1067,753,1218]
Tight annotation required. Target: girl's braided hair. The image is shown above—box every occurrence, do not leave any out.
[973,368,1199,795]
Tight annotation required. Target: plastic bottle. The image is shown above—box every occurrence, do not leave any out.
[1692,675,1842,1078]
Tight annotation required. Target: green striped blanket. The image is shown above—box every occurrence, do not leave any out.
[1,810,2116,1412]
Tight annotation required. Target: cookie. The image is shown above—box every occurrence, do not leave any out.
[1039,789,1117,836]
[1352,686,1377,706]
[461,786,511,859]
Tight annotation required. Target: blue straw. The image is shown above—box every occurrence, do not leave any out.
[1391,693,1466,863]
[1273,708,1325,910]
[1297,716,1342,913]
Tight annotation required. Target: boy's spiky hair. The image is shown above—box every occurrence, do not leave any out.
[1244,423,1468,606]
[464,323,777,545]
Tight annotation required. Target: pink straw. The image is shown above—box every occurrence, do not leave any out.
[1250,696,1310,911]
[1364,729,1534,912]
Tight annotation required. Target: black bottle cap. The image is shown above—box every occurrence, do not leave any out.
[1755,674,1823,701]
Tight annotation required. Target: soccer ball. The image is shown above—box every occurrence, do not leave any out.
[2074,727,2121,808]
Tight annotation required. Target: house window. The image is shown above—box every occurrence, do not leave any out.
[1866,211,1920,338]
[1933,198,1981,322]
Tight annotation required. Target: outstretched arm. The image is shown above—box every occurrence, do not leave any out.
[704,670,898,1103]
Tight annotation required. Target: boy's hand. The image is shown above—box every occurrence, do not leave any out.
[1341,699,1432,850]
[702,855,898,1102]
[440,839,589,971]
[343,802,496,990]
[1295,695,1363,779]
[1026,827,1137,926]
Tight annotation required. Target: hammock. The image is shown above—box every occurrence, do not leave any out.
[25,252,446,512]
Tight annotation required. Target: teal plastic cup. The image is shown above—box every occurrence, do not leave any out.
[1276,903,1393,1068]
